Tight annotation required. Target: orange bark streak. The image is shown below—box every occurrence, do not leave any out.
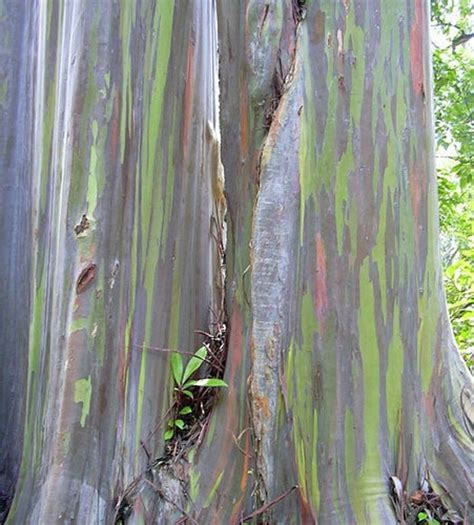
[182,39,195,156]
[410,0,424,95]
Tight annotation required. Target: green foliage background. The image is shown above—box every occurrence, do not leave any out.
[432,0,473,369]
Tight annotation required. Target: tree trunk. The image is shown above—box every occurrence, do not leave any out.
[1,1,472,523]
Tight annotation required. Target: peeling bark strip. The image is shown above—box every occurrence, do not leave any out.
[2,1,473,524]
[249,38,303,505]
[241,485,298,522]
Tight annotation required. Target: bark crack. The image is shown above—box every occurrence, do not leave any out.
[256,4,304,185]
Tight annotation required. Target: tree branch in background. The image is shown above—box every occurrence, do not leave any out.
[452,32,474,50]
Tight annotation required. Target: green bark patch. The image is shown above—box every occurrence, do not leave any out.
[74,376,92,428]
[357,259,382,486]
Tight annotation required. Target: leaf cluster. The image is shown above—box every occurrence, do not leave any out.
[417,510,440,525]
[165,346,227,440]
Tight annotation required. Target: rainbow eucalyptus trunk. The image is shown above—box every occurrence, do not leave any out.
[1,0,472,523]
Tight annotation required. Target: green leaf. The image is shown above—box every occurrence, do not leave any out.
[179,406,192,415]
[170,352,183,386]
[182,346,207,384]
[164,429,174,440]
[174,419,185,430]
[184,378,228,388]
[417,512,428,521]
[182,390,194,399]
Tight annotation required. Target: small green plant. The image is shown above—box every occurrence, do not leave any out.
[164,345,227,440]
[417,510,440,525]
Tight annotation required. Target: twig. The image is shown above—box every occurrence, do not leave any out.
[142,403,175,452]
[194,329,214,338]
[463,501,469,525]
[143,478,198,525]
[140,440,152,463]
[240,485,298,522]
[232,428,253,458]
[114,473,143,523]
[134,344,218,370]
[195,418,210,449]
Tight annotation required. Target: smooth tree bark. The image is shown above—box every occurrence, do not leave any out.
[0,0,472,523]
